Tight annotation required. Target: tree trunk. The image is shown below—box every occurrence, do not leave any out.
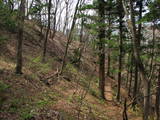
[117,0,123,101]
[98,0,106,99]
[61,0,81,74]
[63,0,69,34]
[8,0,14,12]
[133,0,142,107]
[42,0,51,62]
[26,0,34,18]
[77,18,86,67]
[126,53,130,88]
[128,0,150,119]
[52,0,60,39]
[16,0,25,74]
[107,10,111,77]
[128,57,133,97]
[133,62,138,107]
[155,66,160,120]
[123,98,128,120]
[107,51,111,76]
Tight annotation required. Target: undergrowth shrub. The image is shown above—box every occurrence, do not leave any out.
[71,48,81,64]
[20,107,35,120]
[0,81,9,92]
[21,112,33,120]
[0,81,9,108]
[0,36,8,44]
[28,56,52,74]
[89,88,101,99]
[65,63,78,74]
[64,63,78,80]
[58,110,75,120]
[9,98,24,113]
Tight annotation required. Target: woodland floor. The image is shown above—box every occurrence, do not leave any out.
[0,21,142,120]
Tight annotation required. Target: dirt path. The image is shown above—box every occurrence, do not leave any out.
[103,77,142,120]
[51,79,141,120]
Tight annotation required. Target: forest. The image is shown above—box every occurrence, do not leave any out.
[0,0,160,120]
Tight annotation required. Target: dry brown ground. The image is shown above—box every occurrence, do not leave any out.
[0,21,142,120]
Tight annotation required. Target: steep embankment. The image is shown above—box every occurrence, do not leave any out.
[0,21,141,120]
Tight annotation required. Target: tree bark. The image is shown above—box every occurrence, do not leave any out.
[156,66,160,120]
[117,0,123,101]
[128,0,150,119]
[133,0,142,107]
[77,18,85,66]
[16,0,25,74]
[60,0,81,74]
[107,10,111,77]
[107,51,111,76]
[123,98,128,120]
[125,53,131,88]
[52,0,60,39]
[128,56,133,97]
[98,0,106,99]
[133,62,138,106]
[42,0,51,62]
[63,0,69,34]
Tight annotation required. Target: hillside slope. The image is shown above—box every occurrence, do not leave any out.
[0,21,141,120]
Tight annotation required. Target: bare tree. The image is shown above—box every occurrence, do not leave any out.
[63,0,70,34]
[60,0,81,73]
[51,0,60,39]
[56,1,65,31]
